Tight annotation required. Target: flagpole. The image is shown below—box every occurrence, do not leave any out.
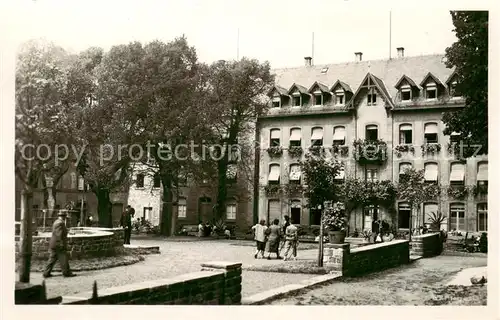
[389,10,392,59]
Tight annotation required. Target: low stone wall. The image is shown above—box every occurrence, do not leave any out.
[15,227,125,260]
[61,261,242,305]
[323,240,410,277]
[411,232,443,257]
[15,282,61,304]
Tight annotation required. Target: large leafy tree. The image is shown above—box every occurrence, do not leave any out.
[443,11,488,156]
[15,40,79,282]
[96,38,207,235]
[201,58,274,223]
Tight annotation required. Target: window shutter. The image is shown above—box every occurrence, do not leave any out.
[311,127,323,140]
[290,128,302,141]
[270,129,280,139]
[424,163,438,181]
[450,163,465,181]
[333,126,346,141]
[289,165,301,181]
[424,123,438,134]
[268,165,280,182]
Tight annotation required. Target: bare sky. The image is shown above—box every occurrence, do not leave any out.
[7,0,458,68]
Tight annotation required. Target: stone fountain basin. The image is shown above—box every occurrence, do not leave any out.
[15,227,125,260]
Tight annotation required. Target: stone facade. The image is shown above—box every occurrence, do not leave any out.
[61,261,242,305]
[256,53,488,233]
[15,227,125,260]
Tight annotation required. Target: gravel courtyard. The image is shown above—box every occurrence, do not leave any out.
[270,255,488,305]
[23,238,316,299]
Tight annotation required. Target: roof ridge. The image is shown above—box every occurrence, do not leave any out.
[272,53,445,72]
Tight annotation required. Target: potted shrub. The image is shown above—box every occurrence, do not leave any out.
[322,202,347,244]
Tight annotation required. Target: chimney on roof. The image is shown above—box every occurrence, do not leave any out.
[304,56,312,67]
[355,52,363,62]
[397,47,404,58]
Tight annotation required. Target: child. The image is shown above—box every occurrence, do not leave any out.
[283,222,298,261]
[251,219,267,259]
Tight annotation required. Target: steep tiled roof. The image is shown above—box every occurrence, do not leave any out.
[308,81,330,93]
[331,80,352,93]
[271,54,453,100]
[420,72,445,87]
[268,85,288,96]
[394,75,419,88]
[288,83,308,94]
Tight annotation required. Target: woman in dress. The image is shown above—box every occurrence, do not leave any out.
[265,219,282,260]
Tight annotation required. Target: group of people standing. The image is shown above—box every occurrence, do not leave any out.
[252,215,298,261]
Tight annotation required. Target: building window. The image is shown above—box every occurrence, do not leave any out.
[477,203,487,231]
[398,203,411,229]
[143,207,153,220]
[70,173,77,190]
[226,203,237,220]
[367,88,377,106]
[314,93,323,106]
[423,203,442,230]
[272,97,281,108]
[449,203,465,231]
[292,95,301,107]
[426,83,437,100]
[477,162,488,186]
[399,124,412,144]
[450,132,460,144]
[449,81,460,98]
[333,126,346,145]
[335,91,345,106]
[290,200,301,224]
[226,164,237,182]
[270,128,281,147]
[153,173,161,188]
[269,200,281,223]
[365,167,378,182]
[268,164,280,184]
[400,86,412,101]
[289,128,302,147]
[178,198,187,218]
[311,127,323,146]
[78,176,85,191]
[364,205,379,230]
[450,163,465,185]
[136,174,145,188]
[399,162,412,181]
[424,162,438,182]
[289,164,301,184]
[424,123,438,143]
[365,124,378,141]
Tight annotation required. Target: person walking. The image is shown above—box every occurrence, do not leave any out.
[279,215,291,254]
[251,219,267,259]
[283,220,298,261]
[43,211,76,278]
[120,207,133,245]
[265,219,282,260]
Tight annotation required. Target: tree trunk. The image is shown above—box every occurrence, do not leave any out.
[18,188,33,283]
[161,182,173,237]
[215,156,228,222]
[96,188,112,227]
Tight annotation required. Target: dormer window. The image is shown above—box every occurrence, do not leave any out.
[308,82,331,107]
[289,83,310,107]
[293,95,301,107]
[335,90,345,106]
[426,83,437,100]
[272,97,281,108]
[401,86,412,101]
[450,81,460,98]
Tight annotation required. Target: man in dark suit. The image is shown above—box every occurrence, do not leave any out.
[120,206,133,244]
[43,211,76,278]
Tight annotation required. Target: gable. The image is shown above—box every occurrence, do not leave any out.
[308,81,329,94]
[288,83,308,96]
[330,80,353,93]
[394,75,419,89]
[420,72,445,87]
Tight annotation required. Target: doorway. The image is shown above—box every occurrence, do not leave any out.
[363,205,379,231]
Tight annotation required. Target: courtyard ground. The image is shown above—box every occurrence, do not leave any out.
[21,239,317,299]
[269,255,487,305]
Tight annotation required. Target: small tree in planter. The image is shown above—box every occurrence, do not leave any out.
[427,211,447,232]
[300,153,343,241]
[397,168,441,241]
[322,202,347,244]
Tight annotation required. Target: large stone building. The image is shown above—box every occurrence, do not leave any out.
[255,49,488,233]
